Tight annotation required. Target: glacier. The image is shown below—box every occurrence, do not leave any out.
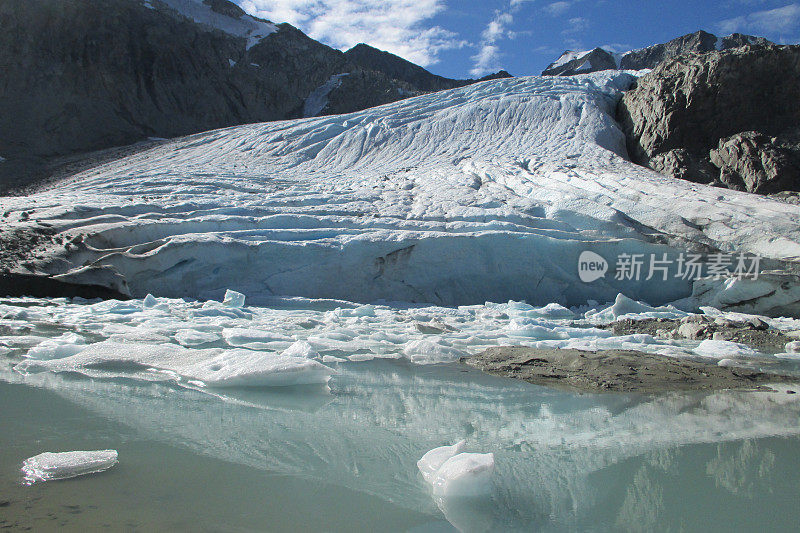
[1,71,799,313]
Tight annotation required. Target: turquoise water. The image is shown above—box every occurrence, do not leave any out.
[1,358,799,532]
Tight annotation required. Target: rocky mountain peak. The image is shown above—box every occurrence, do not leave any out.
[543,30,774,76]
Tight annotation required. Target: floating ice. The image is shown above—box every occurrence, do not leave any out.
[174,329,221,347]
[281,341,319,359]
[223,290,246,308]
[430,453,495,497]
[587,294,688,323]
[17,341,335,388]
[694,339,759,360]
[222,328,291,348]
[21,450,118,484]
[417,440,466,483]
[403,340,469,364]
[143,294,158,308]
[786,341,800,354]
[26,333,86,360]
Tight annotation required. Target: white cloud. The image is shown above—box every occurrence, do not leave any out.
[470,1,531,76]
[562,16,589,34]
[544,1,572,16]
[717,3,800,36]
[237,0,466,67]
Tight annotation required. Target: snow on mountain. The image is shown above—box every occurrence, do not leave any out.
[2,71,799,310]
[303,73,350,118]
[155,0,277,49]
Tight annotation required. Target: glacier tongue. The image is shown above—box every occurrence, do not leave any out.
[2,72,799,309]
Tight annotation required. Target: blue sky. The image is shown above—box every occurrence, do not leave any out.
[236,0,800,78]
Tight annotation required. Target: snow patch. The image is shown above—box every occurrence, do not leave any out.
[157,0,277,49]
[303,73,349,117]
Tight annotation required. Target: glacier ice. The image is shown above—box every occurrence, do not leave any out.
[694,339,759,360]
[26,333,87,360]
[282,341,319,359]
[223,289,246,308]
[174,329,221,347]
[417,440,467,483]
[16,341,335,388]
[3,71,798,313]
[21,450,118,484]
[430,453,495,497]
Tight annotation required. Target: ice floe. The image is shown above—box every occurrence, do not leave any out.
[17,341,335,388]
[21,450,118,484]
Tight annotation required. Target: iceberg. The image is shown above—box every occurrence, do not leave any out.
[223,289,246,308]
[694,339,760,360]
[417,440,467,483]
[21,450,118,484]
[430,453,495,497]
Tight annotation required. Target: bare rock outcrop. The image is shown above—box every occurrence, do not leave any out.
[617,45,800,193]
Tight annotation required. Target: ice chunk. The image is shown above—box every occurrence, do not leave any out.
[142,294,158,308]
[694,339,759,359]
[180,350,336,387]
[17,342,335,388]
[26,333,86,360]
[587,294,687,323]
[417,440,466,483]
[223,289,246,308]
[717,358,738,367]
[22,450,118,484]
[531,303,575,319]
[334,304,376,318]
[403,340,468,364]
[786,341,800,354]
[175,329,221,347]
[431,453,495,497]
[281,341,319,359]
[322,355,346,363]
[222,328,292,348]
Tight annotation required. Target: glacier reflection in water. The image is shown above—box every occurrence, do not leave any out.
[2,357,800,531]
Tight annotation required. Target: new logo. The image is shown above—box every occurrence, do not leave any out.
[578,251,608,283]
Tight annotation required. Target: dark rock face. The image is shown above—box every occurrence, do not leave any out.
[344,43,469,92]
[619,31,771,70]
[542,48,618,76]
[542,30,772,76]
[0,0,341,160]
[617,45,800,193]
[710,131,800,194]
[0,0,506,191]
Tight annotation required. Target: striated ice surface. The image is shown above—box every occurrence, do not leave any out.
[21,450,118,484]
[2,71,798,314]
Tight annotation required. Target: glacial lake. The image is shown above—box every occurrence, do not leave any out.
[1,296,800,531]
[2,358,800,532]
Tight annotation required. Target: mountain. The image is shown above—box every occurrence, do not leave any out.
[2,72,798,315]
[542,30,772,76]
[0,0,507,192]
[618,44,800,194]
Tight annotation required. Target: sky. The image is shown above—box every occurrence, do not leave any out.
[235,0,800,78]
